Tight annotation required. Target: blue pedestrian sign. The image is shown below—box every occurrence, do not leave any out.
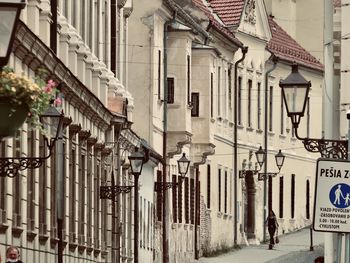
[313,159,350,233]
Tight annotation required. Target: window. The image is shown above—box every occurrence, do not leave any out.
[224,170,228,213]
[291,174,295,218]
[306,180,310,219]
[191,92,199,117]
[79,150,86,240]
[257,82,261,130]
[238,77,242,125]
[167,77,175,104]
[178,174,183,223]
[87,144,93,242]
[269,85,273,132]
[228,70,232,109]
[223,70,227,118]
[28,130,36,223]
[69,142,76,238]
[156,170,162,221]
[210,73,214,118]
[94,159,100,247]
[280,89,284,135]
[279,177,284,218]
[218,168,221,212]
[217,67,221,116]
[207,164,211,209]
[185,177,189,224]
[248,79,252,127]
[187,55,191,105]
[39,135,47,231]
[158,50,161,100]
[190,178,195,224]
[172,175,177,222]
[50,139,56,230]
[0,142,6,212]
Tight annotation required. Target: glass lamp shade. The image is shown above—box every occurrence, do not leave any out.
[39,106,64,140]
[177,153,190,177]
[0,0,26,67]
[255,146,265,169]
[279,63,311,120]
[275,149,285,171]
[128,148,145,175]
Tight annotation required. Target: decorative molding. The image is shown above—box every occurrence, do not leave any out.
[244,0,256,25]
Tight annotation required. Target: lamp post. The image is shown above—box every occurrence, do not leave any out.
[280,63,349,262]
[128,147,145,263]
[0,106,64,177]
[0,0,26,68]
[154,153,190,192]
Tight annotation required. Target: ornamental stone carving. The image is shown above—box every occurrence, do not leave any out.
[244,0,256,25]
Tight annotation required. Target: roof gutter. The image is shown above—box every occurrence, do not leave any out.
[164,0,212,41]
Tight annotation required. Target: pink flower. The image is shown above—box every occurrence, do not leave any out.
[47,79,56,87]
[43,85,53,93]
[54,97,62,107]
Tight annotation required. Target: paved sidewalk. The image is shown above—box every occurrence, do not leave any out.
[195,228,324,263]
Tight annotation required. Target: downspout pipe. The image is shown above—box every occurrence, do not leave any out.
[50,0,58,54]
[162,15,175,263]
[111,0,117,75]
[233,46,248,245]
[263,54,278,242]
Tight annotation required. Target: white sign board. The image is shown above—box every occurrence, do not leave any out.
[313,159,350,233]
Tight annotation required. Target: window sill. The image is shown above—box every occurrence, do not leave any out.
[237,124,244,130]
[27,230,38,241]
[168,103,180,109]
[157,99,164,105]
[12,226,24,236]
[268,131,275,136]
[291,136,297,141]
[39,233,50,243]
[247,127,254,132]
[256,129,263,134]
[279,134,287,139]
[0,223,9,232]
[229,122,234,127]
[217,212,223,218]
[69,242,78,251]
[217,116,223,122]
[210,118,216,123]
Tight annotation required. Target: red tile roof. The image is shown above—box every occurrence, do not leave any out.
[208,0,245,27]
[267,16,323,71]
[192,0,243,46]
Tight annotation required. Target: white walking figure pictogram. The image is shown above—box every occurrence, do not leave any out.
[345,193,350,206]
[334,185,345,205]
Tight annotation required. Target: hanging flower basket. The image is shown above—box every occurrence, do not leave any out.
[0,67,62,139]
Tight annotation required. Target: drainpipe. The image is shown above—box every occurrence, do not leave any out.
[263,54,278,242]
[111,0,117,75]
[233,46,248,246]
[50,0,58,54]
[162,17,173,263]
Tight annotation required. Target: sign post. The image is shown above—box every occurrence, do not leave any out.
[314,159,350,233]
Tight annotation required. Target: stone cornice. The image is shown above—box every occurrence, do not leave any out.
[13,21,125,131]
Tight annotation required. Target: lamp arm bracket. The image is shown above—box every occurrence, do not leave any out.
[258,172,279,181]
[154,182,178,192]
[99,185,135,199]
[0,156,49,177]
[294,126,348,159]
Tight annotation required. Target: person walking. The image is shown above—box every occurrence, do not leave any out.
[5,246,23,263]
[266,209,279,249]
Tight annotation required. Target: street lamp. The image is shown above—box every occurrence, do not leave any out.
[239,147,265,179]
[280,63,348,159]
[257,149,285,181]
[0,106,64,177]
[154,153,190,192]
[128,147,145,263]
[0,0,26,68]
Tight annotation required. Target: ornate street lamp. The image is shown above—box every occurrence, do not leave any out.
[239,147,265,179]
[258,149,285,181]
[280,63,348,159]
[0,0,26,67]
[154,153,190,192]
[0,106,64,177]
